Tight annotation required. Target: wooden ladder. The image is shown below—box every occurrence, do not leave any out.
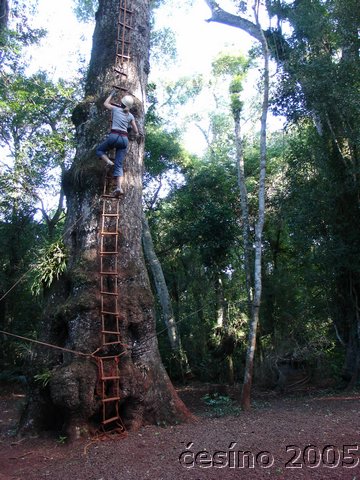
[100,176,121,347]
[97,356,122,427]
[97,174,124,429]
[95,0,134,432]
[113,0,133,91]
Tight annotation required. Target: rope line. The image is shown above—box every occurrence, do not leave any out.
[155,307,204,342]
[0,329,91,358]
[0,270,33,303]
[0,307,205,359]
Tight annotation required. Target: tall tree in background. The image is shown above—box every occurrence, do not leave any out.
[204,0,270,409]
[21,0,193,437]
[241,1,269,411]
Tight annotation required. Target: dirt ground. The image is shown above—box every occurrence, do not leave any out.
[0,382,359,480]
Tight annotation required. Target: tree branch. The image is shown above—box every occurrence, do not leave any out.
[203,0,263,43]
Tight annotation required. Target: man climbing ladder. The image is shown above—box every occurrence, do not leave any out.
[96,90,139,197]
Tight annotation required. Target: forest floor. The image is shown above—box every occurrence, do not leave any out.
[0,381,359,480]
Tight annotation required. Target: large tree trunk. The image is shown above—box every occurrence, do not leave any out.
[20,0,193,438]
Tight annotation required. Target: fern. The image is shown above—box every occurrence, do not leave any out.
[31,240,67,296]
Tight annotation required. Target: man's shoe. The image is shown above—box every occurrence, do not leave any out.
[112,188,124,197]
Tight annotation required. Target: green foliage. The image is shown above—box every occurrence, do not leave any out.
[0,215,44,368]
[0,0,46,70]
[144,124,189,177]
[235,1,248,14]
[0,71,74,370]
[211,52,250,119]
[72,0,98,23]
[0,70,77,232]
[143,98,194,209]
[31,240,68,296]
[34,369,52,388]
[147,150,249,380]
[150,27,177,67]
[158,159,241,269]
[0,0,78,376]
[270,122,360,344]
[202,393,241,417]
[57,435,68,444]
[144,57,256,382]
[212,53,250,78]
[163,75,204,107]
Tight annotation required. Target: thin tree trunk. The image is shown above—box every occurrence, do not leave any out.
[142,212,190,374]
[234,107,252,317]
[215,276,225,329]
[204,0,270,410]
[226,355,234,386]
[241,3,270,411]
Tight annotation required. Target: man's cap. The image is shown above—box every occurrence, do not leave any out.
[121,95,134,109]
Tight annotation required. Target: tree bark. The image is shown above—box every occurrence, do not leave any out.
[233,105,252,317]
[20,0,193,437]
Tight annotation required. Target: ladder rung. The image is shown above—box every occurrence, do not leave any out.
[103,213,119,217]
[101,330,120,335]
[101,375,120,381]
[100,251,118,255]
[120,6,133,13]
[118,22,134,30]
[101,194,121,199]
[100,231,118,236]
[102,416,121,425]
[101,310,119,316]
[116,53,131,59]
[102,396,120,403]
[100,291,118,296]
